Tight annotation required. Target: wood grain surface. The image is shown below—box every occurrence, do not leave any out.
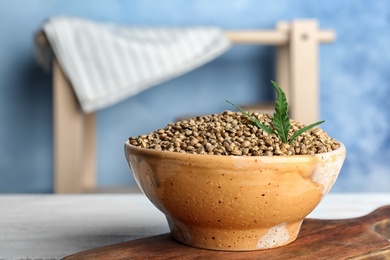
[63,205,390,260]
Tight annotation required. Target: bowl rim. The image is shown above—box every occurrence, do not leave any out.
[125,140,346,163]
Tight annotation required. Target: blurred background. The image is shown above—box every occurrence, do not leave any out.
[1,0,389,193]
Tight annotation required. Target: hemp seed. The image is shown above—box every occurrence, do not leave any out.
[129,111,340,156]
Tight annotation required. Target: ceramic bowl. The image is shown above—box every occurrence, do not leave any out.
[124,141,346,251]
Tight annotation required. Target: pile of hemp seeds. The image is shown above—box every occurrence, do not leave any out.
[128,110,340,156]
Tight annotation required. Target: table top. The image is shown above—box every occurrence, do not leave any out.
[1,193,389,259]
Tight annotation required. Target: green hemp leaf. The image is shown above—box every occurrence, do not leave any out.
[226,81,325,144]
[271,81,290,143]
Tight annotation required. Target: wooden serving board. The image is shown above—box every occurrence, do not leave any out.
[63,206,390,260]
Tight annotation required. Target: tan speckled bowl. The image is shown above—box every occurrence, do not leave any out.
[124,141,346,251]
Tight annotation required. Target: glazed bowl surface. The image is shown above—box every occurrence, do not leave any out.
[125,141,346,251]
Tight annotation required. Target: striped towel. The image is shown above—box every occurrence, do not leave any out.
[35,16,231,113]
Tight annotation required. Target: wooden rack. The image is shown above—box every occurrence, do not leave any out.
[37,19,335,193]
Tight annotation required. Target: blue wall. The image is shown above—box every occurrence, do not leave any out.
[1,0,389,193]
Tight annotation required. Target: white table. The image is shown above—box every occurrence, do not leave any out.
[1,193,389,259]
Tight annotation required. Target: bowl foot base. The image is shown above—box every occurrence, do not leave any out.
[167,218,303,251]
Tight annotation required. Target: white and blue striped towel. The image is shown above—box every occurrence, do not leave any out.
[35,16,231,113]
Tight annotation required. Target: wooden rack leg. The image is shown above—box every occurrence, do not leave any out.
[53,59,96,193]
[81,112,96,192]
[53,59,83,193]
[290,20,319,124]
[276,21,291,102]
